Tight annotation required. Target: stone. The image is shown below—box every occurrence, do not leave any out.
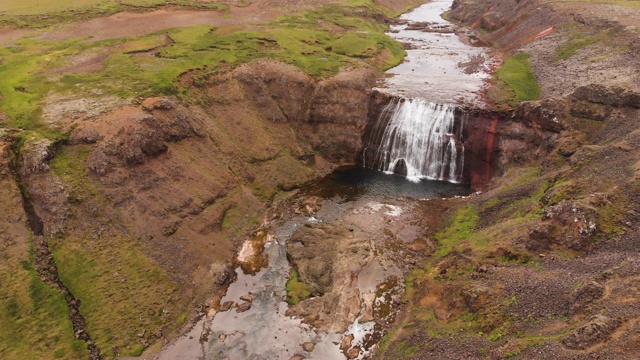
[219,301,234,312]
[460,285,491,312]
[340,334,354,351]
[240,293,254,303]
[236,301,251,313]
[562,315,622,349]
[302,342,315,352]
[346,346,361,359]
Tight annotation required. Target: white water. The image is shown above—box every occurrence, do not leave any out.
[366,0,497,184]
[367,98,464,183]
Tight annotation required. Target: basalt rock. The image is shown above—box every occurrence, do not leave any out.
[515,98,569,133]
[539,200,598,250]
[17,135,55,176]
[235,60,314,123]
[571,84,640,109]
[562,315,622,350]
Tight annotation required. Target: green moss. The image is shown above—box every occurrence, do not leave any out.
[52,236,183,358]
[554,29,615,61]
[286,270,314,305]
[433,205,479,257]
[129,344,146,356]
[1,1,407,138]
[0,239,88,359]
[494,53,540,106]
[598,195,626,236]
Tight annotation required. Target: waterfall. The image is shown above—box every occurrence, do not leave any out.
[364,98,464,183]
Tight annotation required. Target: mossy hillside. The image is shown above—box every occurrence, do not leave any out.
[552,22,624,62]
[546,0,640,10]
[0,133,84,359]
[0,244,88,360]
[378,166,565,359]
[48,145,186,358]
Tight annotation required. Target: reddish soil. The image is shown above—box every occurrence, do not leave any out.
[36,5,281,42]
[0,25,34,45]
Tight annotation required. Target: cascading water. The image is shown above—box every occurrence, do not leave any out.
[364,98,465,183]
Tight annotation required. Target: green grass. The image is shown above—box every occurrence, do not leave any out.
[494,53,540,106]
[0,0,113,15]
[48,145,185,358]
[0,241,88,359]
[51,234,183,358]
[286,270,314,305]
[553,27,616,61]
[433,205,479,257]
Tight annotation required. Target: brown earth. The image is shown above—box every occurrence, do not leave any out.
[0,25,34,45]
[376,1,640,359]
[1,0,424,356]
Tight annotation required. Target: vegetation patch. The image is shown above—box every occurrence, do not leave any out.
[493,52,540,107]
[433,205,479,257]
[0,0,226,28]
[286,270,314,305]
[554,30,614,61]
[0,1,406,135]
[0,249,88,359]
[48,145,185,358]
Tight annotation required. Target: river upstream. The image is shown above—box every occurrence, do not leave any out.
[158,1,492,359]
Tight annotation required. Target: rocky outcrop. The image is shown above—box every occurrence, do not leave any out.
[562,315,623,350]
[71,98,202,170]
[230,59,379,164]
[235,61,314,123]
[450,0,569,51]
[286,223,371,333]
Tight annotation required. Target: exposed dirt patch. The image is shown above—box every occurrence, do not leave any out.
[0,25,34,45]
[37,5,284,42]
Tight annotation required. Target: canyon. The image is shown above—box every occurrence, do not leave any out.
[0,0,639,359]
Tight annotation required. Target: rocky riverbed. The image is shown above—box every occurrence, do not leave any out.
[159,168,471,359]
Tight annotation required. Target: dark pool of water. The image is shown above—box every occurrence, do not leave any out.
[304,166,471,201]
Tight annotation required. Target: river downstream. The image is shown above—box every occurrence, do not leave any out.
[158,1,489,359]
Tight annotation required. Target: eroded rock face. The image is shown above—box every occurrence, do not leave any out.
[18,136,55,176]
[562,315,622,350]
[526,199,598,251]
[235,60,314,123]
[72,98,202,170]
[231,60,379,164]
[572,84,640,109]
